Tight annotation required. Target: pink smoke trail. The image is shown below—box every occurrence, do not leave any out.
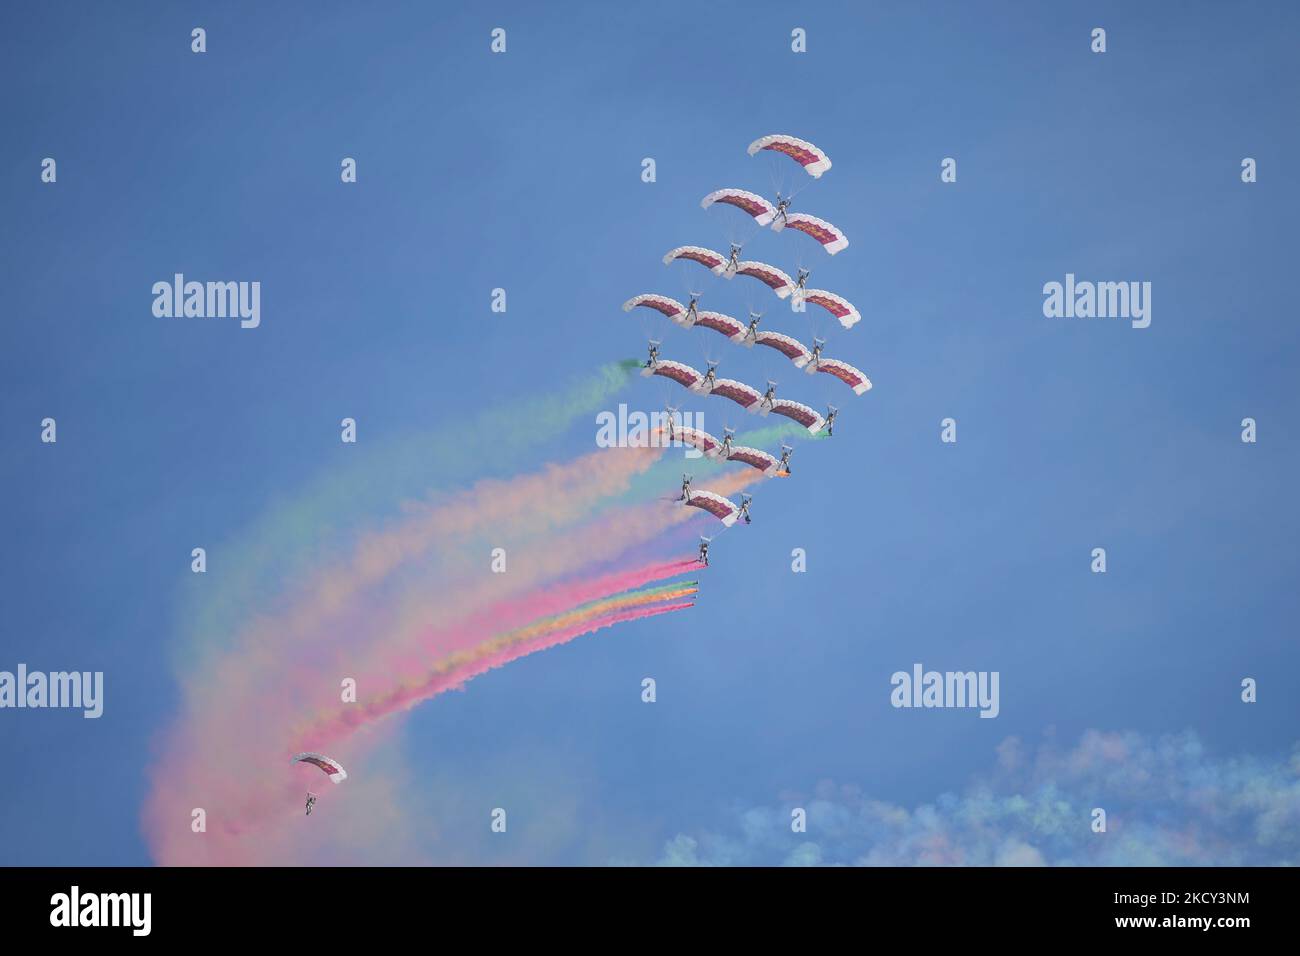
[303,585,698,746]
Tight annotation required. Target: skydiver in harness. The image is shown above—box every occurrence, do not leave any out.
[777,443,794,476]
[793,268,811,308]
[700,361,719,392]
[737,493,753,525]
[683,293,702,327]
[697,536,711,566]
[743,310,763,345]
[645,339,661,369]
[806,337,826,371]
[718,426,736,459]
[760,380,778,413]
[305,792,317,816]
[662,403,679,443]
[724,243,742,278]
[825,405,838,436]
[678,473,693,502]
[773,193,792,228]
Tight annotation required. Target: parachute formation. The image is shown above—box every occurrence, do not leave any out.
[626,134,871,555]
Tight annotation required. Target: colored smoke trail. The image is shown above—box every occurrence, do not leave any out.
[176,361,641,673]
[145,359,800,864]
[304,583,697,745]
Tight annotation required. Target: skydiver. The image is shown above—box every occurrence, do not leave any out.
[760,380,778,413]
[684,292,702,327]
[773,193,792,228]
[698,535,711,566]
[807,337,826,371]
[679,473,693,502]
[724,243,742,278]
[645,339,661,369]
[744,311,763,345]
[792,268,811,307]
[718,426,736,459]
[700,361,719,392]
[777,443,794,476]
[825,405,838,436]
[737,493,753,525]
[795,268,811,292]
[663,403,680,442]
[305,792,317,816]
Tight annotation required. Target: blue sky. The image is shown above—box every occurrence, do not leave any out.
[1,1,1297,865]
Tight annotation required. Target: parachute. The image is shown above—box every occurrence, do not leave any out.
[768,399,826,434]
[747,134,832,178]
[693,310,747,342]
[701,188,777,227]
[726,445,780,475]
[811,358,872,395]
[732,261,795,299]
[663,246,727,275]
[707,378,763,412]
[684,489,741,527]
[799,289,860,328]
[751,330,812,367]
[623,294,687,326]
[645,359,705,390]
[291,752,348,783]
[675,427,723,458]
[774,213,848,255]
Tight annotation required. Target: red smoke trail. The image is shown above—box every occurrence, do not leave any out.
[304,595,694,746]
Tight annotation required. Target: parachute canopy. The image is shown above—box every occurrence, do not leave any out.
[747,134,832,178]
[775,213,848,255]
[768,399,826,434]
[708,378,763,411]
[291,752,348,783]
[685,489,740,527]
[812,358,872,395]
[663,246,727,275]
[675,426,723,458]
[623,294,686,325]
[800,289,861,328]
[645,359,703,389]
[751,330,812,367]
[727,445,780,475]
[732,261,794,299]
[694,310,747,342]
[701,188,777,226]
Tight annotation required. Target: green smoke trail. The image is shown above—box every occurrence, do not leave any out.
[174,362,639,671]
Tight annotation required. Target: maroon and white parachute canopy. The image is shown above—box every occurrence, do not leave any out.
[773,212,848,255]
[684,489,741,527]
[675,427,724,458]
[747,134,832,179]
[291,752,348,783]
[701,188,777,226]
[799,289,861,328]
[768,399,826,434]
[707,378,764,412]
[663,246,728,275]
[644,360,705,391]
[810,357,872,395]
[623,294,687,326]
[751,330,813,367]
[732,260,795,299]
[726,445,780,475]
[693,311,747,342]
